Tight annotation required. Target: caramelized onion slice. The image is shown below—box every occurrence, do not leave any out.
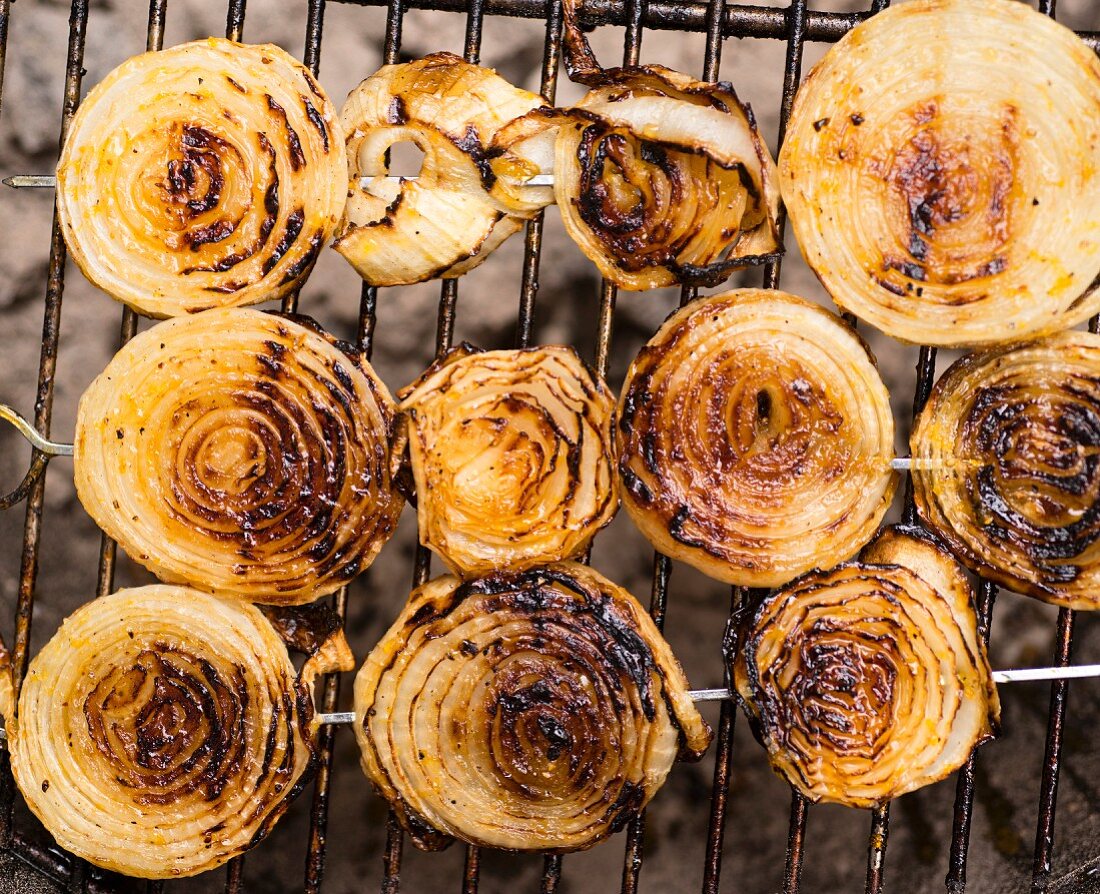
[334,53,549,285]
[911,332,1100,609]
[399,344,618,578]
[4,585,352,878]
[56,38,345,318]
[554,65,780,290]
[353,562,711,852]
[779,0,1100,346]
[74,309,403,605]
[734,527,1000,808]
[618,289,896,587]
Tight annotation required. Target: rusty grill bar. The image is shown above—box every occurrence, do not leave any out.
[0,0,1096,892]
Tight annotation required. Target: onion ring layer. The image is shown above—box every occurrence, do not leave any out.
[399,344,618,577]
[57,39,345,317]
[733,527,999,808]
[618,289,896,587]
[74,309,403,605]
[911,332,1100,609]
[353,562,711,851]
[334,53,548,285]
[779,0,1100,346]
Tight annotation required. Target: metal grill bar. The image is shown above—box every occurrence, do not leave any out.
[0,2,1095,893]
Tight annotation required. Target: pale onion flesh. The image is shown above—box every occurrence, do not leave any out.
[334,53,550,285]
[56,38,346,318]
[734,527,1000,808]
[398,344,618,578]
[911,332,1100,609]
[554,65,781,290]
[353,562,711,852]
[779,0,1100,347]
[0,585,353,878]
[74,308,403,605]
[618,289,897,587]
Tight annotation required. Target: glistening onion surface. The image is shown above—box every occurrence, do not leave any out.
[56,38,346,317]
[779,0,1100,346]
[399,344,618,577]
[733,527,999,808]
[5,586,350,878]
[912,332,1100,609]
[353,562,711,852]
[73,309,403,605]
[618,289,896,587]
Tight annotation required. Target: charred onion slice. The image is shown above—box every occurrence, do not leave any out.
[779,0,1100,346]
[56,38,345,318]
[618,289,896,587]
[334,53,549,285]
[74,309,402,605]
[555,66,780,290]
[3,585,352,878]
[734,527,1000,808]
[911,332,1100,609]
[353,562,711,851]
[399,344,617,577]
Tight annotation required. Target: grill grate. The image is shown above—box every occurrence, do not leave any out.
[0,0,1097,892]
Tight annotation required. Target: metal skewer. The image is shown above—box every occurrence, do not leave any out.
[3,174,556,189]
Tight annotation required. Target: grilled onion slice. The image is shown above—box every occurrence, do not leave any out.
[734,527,1000,808]
[334,53,550,285]
[74,309,403,605]
[398,344,617,577]
[911,333,1100,609]
[618,289,896,587]
[554,67,780,290]
[0,585,353,878]
[353,562,711,852]
[56,38,345,318]
[779,0,1100,346]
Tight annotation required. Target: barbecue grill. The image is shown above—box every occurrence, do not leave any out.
[0,0,1098,891]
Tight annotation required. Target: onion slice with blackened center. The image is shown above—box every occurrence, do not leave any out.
[56,38,345,318]
[779,0,1100,346]
[398,344,618,578]
[334,53,551,285]
[73,308,403,605]
[911,332,1100,609]
[733,527,1000,808]
[353,562,711,852]
[0,585,353,878]
[618,289,897,587]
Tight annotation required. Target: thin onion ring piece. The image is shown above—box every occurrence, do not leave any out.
[334,53,550,285]
[354,562,711,852]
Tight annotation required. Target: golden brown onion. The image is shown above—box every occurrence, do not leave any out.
[733,527,999,808]
[779,0,1100,346]
[554,66,780,290]
[911,332,1100,609]
[74,309,403,605]
[618,289,896,587]
[0,585,352,878]
[57,39,345,318]
[398,344,618,577]
[334,53,550,285]
[353,562,711,852]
